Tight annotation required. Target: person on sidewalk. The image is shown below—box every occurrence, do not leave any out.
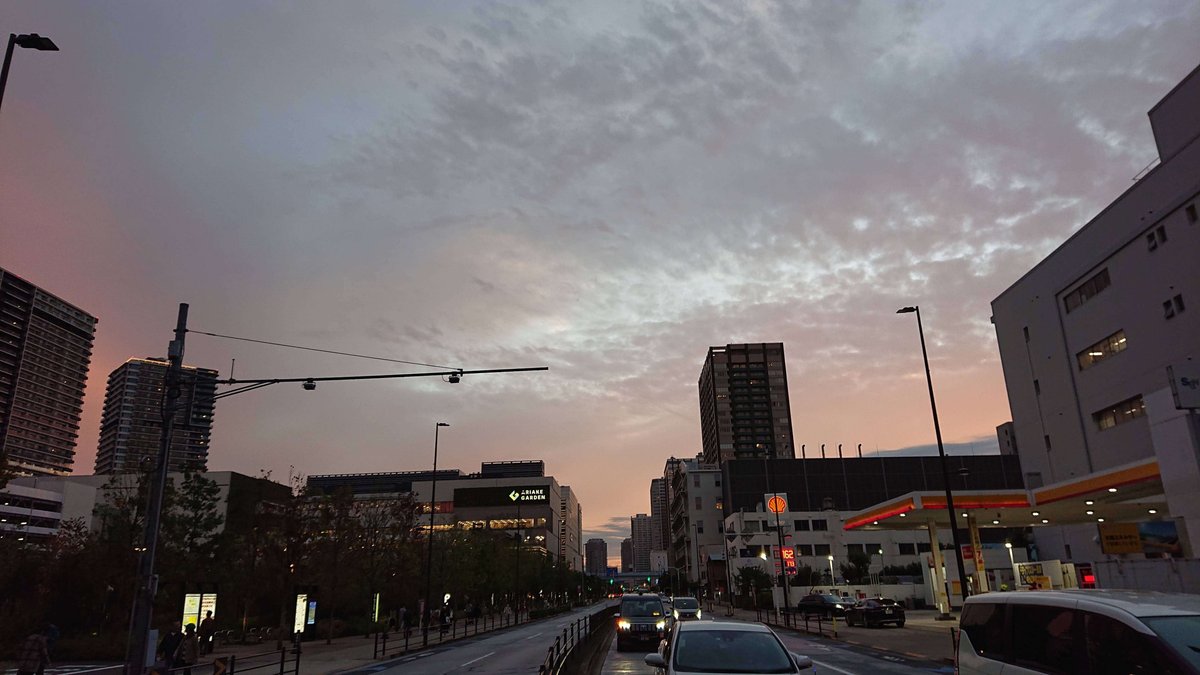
[15,627,50,675]
[179,624,200,675]
[198,611,215,655]
[157,622,184,672]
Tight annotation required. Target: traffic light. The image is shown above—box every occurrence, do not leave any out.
[646,577,651,583]
[609,579,614,585]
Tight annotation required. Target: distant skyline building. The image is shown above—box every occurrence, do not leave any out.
[650,478,667,552]
[698,343,795,464]
[585,538,608,576]
[620,537,633,573]
[631,513,652,573]
[0,268,97,477]
[94,357,218,474]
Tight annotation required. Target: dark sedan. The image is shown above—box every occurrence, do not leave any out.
[845,597,906,628]
[795,594,848,618]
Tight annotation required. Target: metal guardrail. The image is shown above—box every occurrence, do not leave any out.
[537,615,589,675]
[372,611,526,660]
[763,608,838,638]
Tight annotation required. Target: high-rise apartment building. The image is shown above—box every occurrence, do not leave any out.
[95,358,218,474]
[620,537,633,573]
[630,513,652,573]
[698,343,795,464]
[992,63,1200,563]
[0,268,97,476]
[650,478,667,552]
[559,486,583,571]
[585,538,608,576]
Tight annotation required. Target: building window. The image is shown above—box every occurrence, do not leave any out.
[865,543,881,555]
[696,520,704,534]
[693,475,700,488]
[1063,268,1111,313]
[794,519,810,531]
[1146,225,1167,251]
[1093,395,1146,431]
[717,520,724,534]
[846,544,864,555]
[1186,203,1197,223]
[917,542,931,553]
[743,521,760,533]
[797,544,814,556]
[1077,330,1127,370]
[811,519,828,531]
[694,496,702,510]
[814,544,831,556]
[1163,294,1186,319]
[898,543,916,555]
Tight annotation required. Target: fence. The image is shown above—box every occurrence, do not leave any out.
[760,608,838,638]
[371,610,526,660]
[537,605,618,675]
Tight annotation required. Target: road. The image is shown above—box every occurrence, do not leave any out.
[341,602,610,675]
[600,616,955,675]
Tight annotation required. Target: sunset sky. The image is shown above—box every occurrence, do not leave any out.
[3,1,1198,560]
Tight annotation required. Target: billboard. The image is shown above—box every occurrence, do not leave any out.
[293,594,307,633]
[455,485,550,507]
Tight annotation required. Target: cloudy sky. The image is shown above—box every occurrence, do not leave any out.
[3,1,1198,560]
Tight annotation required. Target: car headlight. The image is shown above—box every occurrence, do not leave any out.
[673,610,679,619]
[835,604,843,610]
[617,620,631,630]
[656,620,666,630]
[696,609,702,619]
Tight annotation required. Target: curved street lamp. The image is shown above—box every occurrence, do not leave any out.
[1,33,59,116]
[897,305,971,606]
[422,422,450,646]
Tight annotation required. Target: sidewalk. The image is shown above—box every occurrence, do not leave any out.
[718,606,958,665]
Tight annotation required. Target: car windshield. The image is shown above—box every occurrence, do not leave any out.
[819,595,841,603]
[674,629,795,673]
[674,598,699,609]
[877,598,897,605]
[621,598,663,617]
[1143,616,1200,670]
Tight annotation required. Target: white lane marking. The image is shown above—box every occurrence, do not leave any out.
[810,660,857,675]
[459,651,495,667]
[523,631,544,640]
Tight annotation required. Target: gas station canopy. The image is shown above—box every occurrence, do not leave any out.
[844,457,1166,531]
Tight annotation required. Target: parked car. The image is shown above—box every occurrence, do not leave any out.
[957,590,1200,675]
[795,593,848,618]
[644,621,813,673]
[615,592,670,652]
[671,596,701,621]
[845,597,905,628]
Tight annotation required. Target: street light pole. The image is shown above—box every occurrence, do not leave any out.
[827,554,835,586]
[126,304,188,675]
[422,422,449,647]
[897,305,971,604]
[1,33,59,116]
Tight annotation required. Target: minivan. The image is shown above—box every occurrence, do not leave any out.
[956,590,1200,674]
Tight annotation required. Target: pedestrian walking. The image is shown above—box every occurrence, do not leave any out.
[198,611,215,655]
[157,622,184,672]
[15,628,50,675]
[179,624,200,675]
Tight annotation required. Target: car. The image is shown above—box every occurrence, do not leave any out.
[845,597,905,628]
[671,596,702,621]
[615,592,670,652]
[957,589,1200,675]
[795,593,848,618]
[644,621,813,673]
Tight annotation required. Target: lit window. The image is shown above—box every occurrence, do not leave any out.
[1076,330,1127,370]
[1093,395,1146,431]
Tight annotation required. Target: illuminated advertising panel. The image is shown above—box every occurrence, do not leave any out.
[293,594,307,633]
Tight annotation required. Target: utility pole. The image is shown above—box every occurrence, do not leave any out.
[126,304,188,675]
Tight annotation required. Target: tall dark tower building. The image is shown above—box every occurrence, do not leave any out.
[585,538,608,576]
[0,268,97,476]
[95,357,218,474]
[698,343,794,464]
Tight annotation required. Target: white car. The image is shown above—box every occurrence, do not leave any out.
[644,621,813,673]
[957,589,1200,674]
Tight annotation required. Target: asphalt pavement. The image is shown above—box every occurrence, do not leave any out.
[600,615,954,675]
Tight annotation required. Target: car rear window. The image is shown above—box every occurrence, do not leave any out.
[674,598,698,609]
[674,630,795,674]
[1009,605,1077,673]
[960,602,1005,659]
[621,598,664,617]
[1143,616,1200,672]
